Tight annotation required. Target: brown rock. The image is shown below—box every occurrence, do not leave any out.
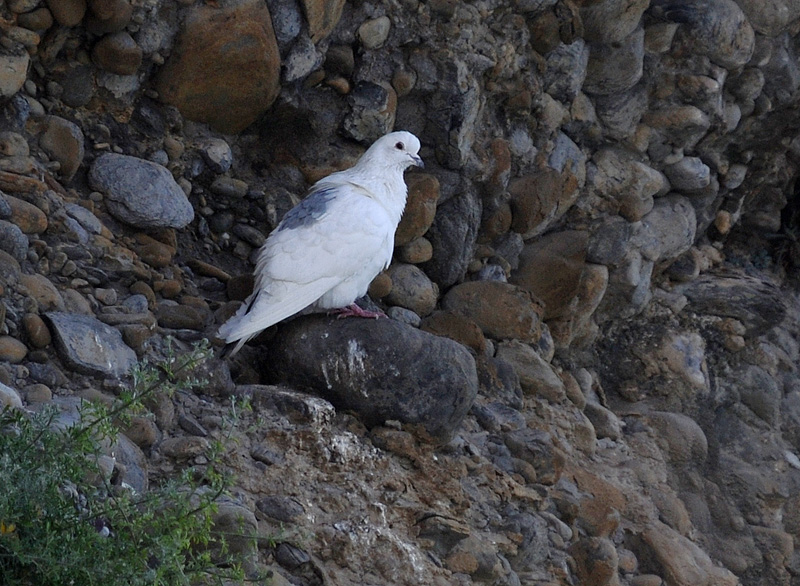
[495,341,565,401]
[640,521,738,586]
[509,168,580,239]
[23,313,52,348]
[572,469,626,537]
[368,271,392,299]
[6,195,47,234]
[187,258,231,282]
[161,436,210,459]
[395,173,440,246]
[17,8,55,32]
[120,324,152,354]
[396,236,433,264]
[155,0,281,134]
[155,279,182,298]
[511,230,588,320]
[20,273,65,311]
[442,281,544,342]
[134,233,176,268]
[123,416,159,449]
[39,115,85,182]
[46,0,86,26]
[385,263,438,317]
[421,310,486,354]
[129,281,156,308]
[479,202,512,243]
[92,31,142,75]
[155,303,206,330]
[301,0,346,42]
[227,274,254,301]
[0,336,27,363]
[23,383,52,404]
[86,0,132,33]
[569,537,620,586]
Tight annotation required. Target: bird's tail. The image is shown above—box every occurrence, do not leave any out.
[216,281,330,358]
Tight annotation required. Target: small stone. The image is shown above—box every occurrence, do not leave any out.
[395,173,439,245]
[0,381,23,409]
[396,236,433,264]
[210,176,249,198]
[45,312,137,377]
[155,303,206,330]
[256,495,305,523]
[123,416,159,449]
[442,281,544,342]
[92,31,142,75]
[368,272,392,299]
[342,80,397,144]
[22,383,52,404]
[421,310,486,354]
[17,8,54,32]
[23,313,52,348]
[664,157,711,192]
[5,195,47,234]
[386,306,421,327]
[46,0,87,26]
[89,153,194,229]
[358,16,391,49]
[0,48,30,100]
[495,341,565,401]
[161,436,210,459]
[0,336,27,363]
[385,263,438,317]
[20,273,65,311]
[200,138,233,174]
[134,233,176,268]
[86,0,133,33]
[0,219,28,261]
[39,115,85,182]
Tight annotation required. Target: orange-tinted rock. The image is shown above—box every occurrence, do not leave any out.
[301,0,346,42]
[92,31,142,75]
[396,173,440,246]
[6,195,47,234]
[155,0,281,134]
[46,0,86,26]
[509,168,580,239]
[86,0,133,33]
[20,273,65,311]
[0,335,27,363]
[23,313,51,348]
[442,281,544,343]
[511,230,588,320]
[421,310,486,354]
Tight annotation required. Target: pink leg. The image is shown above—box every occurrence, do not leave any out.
[330,303,386,319]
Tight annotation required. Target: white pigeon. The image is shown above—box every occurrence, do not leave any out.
[218,131,424,356]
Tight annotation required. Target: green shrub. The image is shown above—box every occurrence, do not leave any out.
[0,340,249,585]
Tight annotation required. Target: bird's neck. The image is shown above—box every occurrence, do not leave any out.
[348,163,409,224]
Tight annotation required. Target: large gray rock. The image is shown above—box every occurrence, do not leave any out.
[421,178,481,288]
[264,316,478,442]
[45,312,138,378]
[89,153,194,229]
[677,275,788,336]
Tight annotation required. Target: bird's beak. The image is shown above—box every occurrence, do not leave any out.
[411,154,424,168]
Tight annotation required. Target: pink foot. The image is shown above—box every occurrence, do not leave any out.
[330,303,387,320]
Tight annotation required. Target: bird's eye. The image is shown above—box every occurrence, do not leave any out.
[395,142,404,150]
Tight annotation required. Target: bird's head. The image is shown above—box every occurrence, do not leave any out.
[365,131,424,170]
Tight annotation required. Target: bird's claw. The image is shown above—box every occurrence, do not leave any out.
[331,304,387,320]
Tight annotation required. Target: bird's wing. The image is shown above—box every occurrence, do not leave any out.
[218,182,395,352]
[256,182,393,285]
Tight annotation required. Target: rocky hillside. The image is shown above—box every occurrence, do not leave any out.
[2,0,800,584]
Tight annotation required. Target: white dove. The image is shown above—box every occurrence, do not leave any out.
[218,131,424,357]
